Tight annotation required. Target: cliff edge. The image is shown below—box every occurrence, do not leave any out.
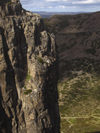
[0,0,60,133]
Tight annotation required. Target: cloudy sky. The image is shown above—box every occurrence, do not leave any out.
[20,0,100,12]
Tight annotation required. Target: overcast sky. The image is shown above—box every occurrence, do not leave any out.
[20,0,100,12]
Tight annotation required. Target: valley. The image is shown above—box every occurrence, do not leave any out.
[44,12,100,133]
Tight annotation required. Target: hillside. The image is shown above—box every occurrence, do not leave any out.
[44,12,100,33]
[44,12,100,133]
[34,12,87,18]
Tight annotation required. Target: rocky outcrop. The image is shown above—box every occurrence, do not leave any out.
[0,0,60,133]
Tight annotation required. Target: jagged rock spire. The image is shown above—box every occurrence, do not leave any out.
[0,0,60,133]
[0,0,22,16]
[0,0,19,4]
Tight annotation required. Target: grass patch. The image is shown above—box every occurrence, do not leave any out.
[24,89,32,95]
[58,72,100,133]
[61,117,100,133]
[68,118,77,125]
[37,57,44,64]
[26,73,31,82]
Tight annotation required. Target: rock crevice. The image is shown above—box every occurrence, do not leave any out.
[0,1,60,133]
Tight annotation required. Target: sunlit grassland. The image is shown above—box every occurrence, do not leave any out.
[58,71,100,133]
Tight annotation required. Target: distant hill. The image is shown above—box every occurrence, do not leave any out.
[34,11,89,18]
[44,11,100,33]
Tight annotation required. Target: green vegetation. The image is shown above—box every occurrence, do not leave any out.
[44,12,100,133]
[26,72,31,82]
[58,72,100,133]
[23,72,32,95]
[61,117,100,133]
[24,89,32,95]
[37,57,44,64]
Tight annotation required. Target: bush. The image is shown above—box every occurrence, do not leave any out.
[37,57,44,64]
[26,73,31,81]
[24,89,32,95]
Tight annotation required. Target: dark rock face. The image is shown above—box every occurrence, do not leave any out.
[0,1,60,133]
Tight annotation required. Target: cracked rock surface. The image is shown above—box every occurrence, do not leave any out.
[0,0,60,133]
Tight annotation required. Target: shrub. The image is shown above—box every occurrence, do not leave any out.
[26,73,31,81]
[24,89,32,95]
[37,57,44,64]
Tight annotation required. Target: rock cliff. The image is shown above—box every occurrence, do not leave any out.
[0,0,60,133]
